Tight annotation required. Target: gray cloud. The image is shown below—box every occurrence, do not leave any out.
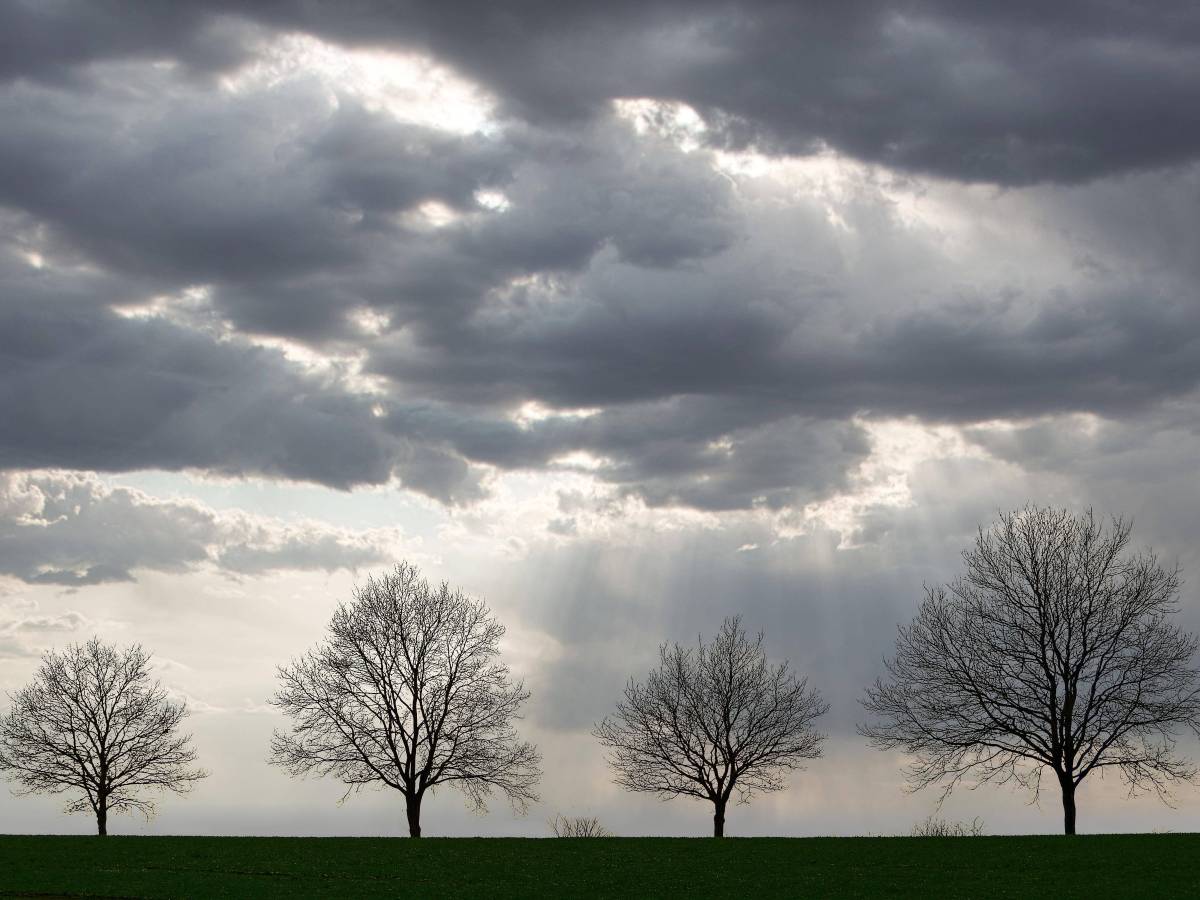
[0,288,383,485]
[0,3,258,83]
[394,284,1200,419]
[0,599,92,659]
[0,74,515,338]
[0,237,489,501]
[0,7,1198,517]
[4,2,1200,185]
[0,471,403,585]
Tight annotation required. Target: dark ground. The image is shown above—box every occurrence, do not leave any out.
[0,834,1192,898]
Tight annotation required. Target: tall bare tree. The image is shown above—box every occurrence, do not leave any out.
[594,616,828,837]
[861,506,1200,834]
[270,562,541,837]
[0,638,207,835]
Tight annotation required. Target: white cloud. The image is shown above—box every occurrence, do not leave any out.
[0,470,407,584]
[0,597,92,658]
[220,33,499,135]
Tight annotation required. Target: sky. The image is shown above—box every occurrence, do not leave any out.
[3,0,1200,837]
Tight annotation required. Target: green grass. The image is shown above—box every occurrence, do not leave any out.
[0,834,1194,898]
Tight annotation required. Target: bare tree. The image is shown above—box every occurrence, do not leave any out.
[548,813,611,837]
[594,616,828,837]
[861,506,1200,835]
[270,562,541,837]
[0,638,207,835]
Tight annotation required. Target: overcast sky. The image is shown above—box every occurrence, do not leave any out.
[3,1,1200,837]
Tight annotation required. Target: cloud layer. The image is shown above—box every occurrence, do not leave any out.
[0,471,402,585]
[1,28,1198,514]
[6,2,1200,184]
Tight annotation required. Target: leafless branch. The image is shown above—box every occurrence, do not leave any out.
[860,506,1200,834]
[269,561,541,837]
[548,813,611,837]
[0,638,207,835]
[594,616,828,836]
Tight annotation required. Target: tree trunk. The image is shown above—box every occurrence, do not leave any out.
[1059,776,1077,836]
[96,804,107,837]
[405,794,422,838]
[713,798,726,838]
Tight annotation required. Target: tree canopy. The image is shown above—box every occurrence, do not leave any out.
[861,506,1200,834]
[270,562,541,837]
[595,616,828,837]
[0,638,206,835]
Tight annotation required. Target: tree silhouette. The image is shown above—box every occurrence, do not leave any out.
[861,506,1200,834]
[270,562,541,837]
[595,616,828,837]
[0,638,206,835]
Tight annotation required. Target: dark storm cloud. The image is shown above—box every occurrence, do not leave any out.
[385,398,871,512]
[366,249,1200,512]
[253,0,1200,184]
[0,74,515,337]
[4,1,1199,184]
[8,85,1200,514]
[0,60,771,510]
[0,244,484,502]
[2,5,1200,515]
[0,2,257,82]
[836,290,1200,421]
[380,274,1200,428]
[0,65,807,511]
[0,71,735,337]
[0,290,383,485]
[448,127,738,275]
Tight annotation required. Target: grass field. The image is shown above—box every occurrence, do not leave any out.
[0,833,1194,898]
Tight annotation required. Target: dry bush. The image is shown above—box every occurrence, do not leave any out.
[549,814,611,837]
[910,815,985,837]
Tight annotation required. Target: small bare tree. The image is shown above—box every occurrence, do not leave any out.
[0,638,207,835]
[861,506,1200,835]
[270,562,541,837]
[594,616,828,837]
[548,813,611,837]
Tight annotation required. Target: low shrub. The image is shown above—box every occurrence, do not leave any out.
[910,815,985,837]
[548,814,611,837]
